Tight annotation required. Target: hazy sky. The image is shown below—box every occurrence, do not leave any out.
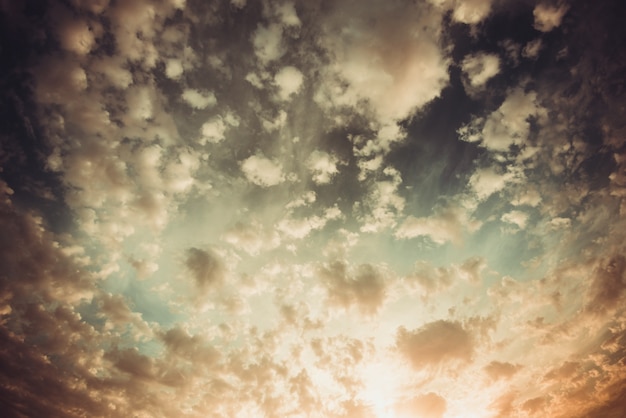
[1,0,625,417]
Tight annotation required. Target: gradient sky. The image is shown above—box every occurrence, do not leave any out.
[1,0,625,417]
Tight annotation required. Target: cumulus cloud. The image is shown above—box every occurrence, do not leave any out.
[306,150,340,184]
[240,154,286,187]
[274,66,304,101]
[450,0,494,24]
[318,260,388,314]
[533,3,569,32]
[469,166,519,200]
[459,87,545,151]
[181,88,217,109]
[461,52,500,89]
[501,210,529,229]
[396,320,474,369]
[185,247,225,291]
[315,0,449,125]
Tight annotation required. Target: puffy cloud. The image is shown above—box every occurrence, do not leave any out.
[359,167,405,233]
[534,3,569,32]
[461,52,500,89]
[252,23,285,64]
[277,206,342,240]
[459,88,545,151]
[501,210,529,229]
[181,88,217,109]
[306,150,340,184]
[274,66,304,101]
[469,166,518,200]
[240,154,286,187]
[55,15,96,55]
[450,0,493,24]
[185,247,225,291]
[318,261,388,314]
[165,58,184,79]
[396,320,474,369]
[315,0,449,125]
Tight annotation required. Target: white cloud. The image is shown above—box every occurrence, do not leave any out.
[306,151,339,184]
[395,205,479,244]
[241,154,285,187]
[276,2,300,27]
[315,1,449,125]
[459,87,545,151]
[165,59,184,79]
[274,66,304,101]
[252,23,284,64]
[278,206,342,240]
[534,3,569,32]
[461,52,500,88]
[200,117,227,144]
[469,166,518,200]
[451,0,493,24]
[501,210,529,229]
[182,89,217,109]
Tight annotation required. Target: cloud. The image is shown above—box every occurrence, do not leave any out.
[396,320,474,369]
[459,87,545,151]
[315,0,449,125]
[181,88,217,109]
[584,255,626,316]
[240,154,286,187]
[501,210,529,229]
[484,361,522,381]
[395,204,479,244]
[223,220,280,255]
[185,247,225,291]
[469,166,518,200]
[450,0,494,24]
[274,66,304,101]
[393,392,447,418]
[252,23,285,64]
[318,260,388,314]
[306,150,340,185]
[534,3,569,32]
[461,52,500,89]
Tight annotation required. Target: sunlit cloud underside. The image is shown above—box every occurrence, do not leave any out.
[1,0,625,417]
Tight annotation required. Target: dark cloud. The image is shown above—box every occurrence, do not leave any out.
[185,247,225,291]
[396,320,474,369]
[484,360,522,381]
[318,260,387,314]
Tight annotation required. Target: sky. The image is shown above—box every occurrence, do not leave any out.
[0,0,625,417]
